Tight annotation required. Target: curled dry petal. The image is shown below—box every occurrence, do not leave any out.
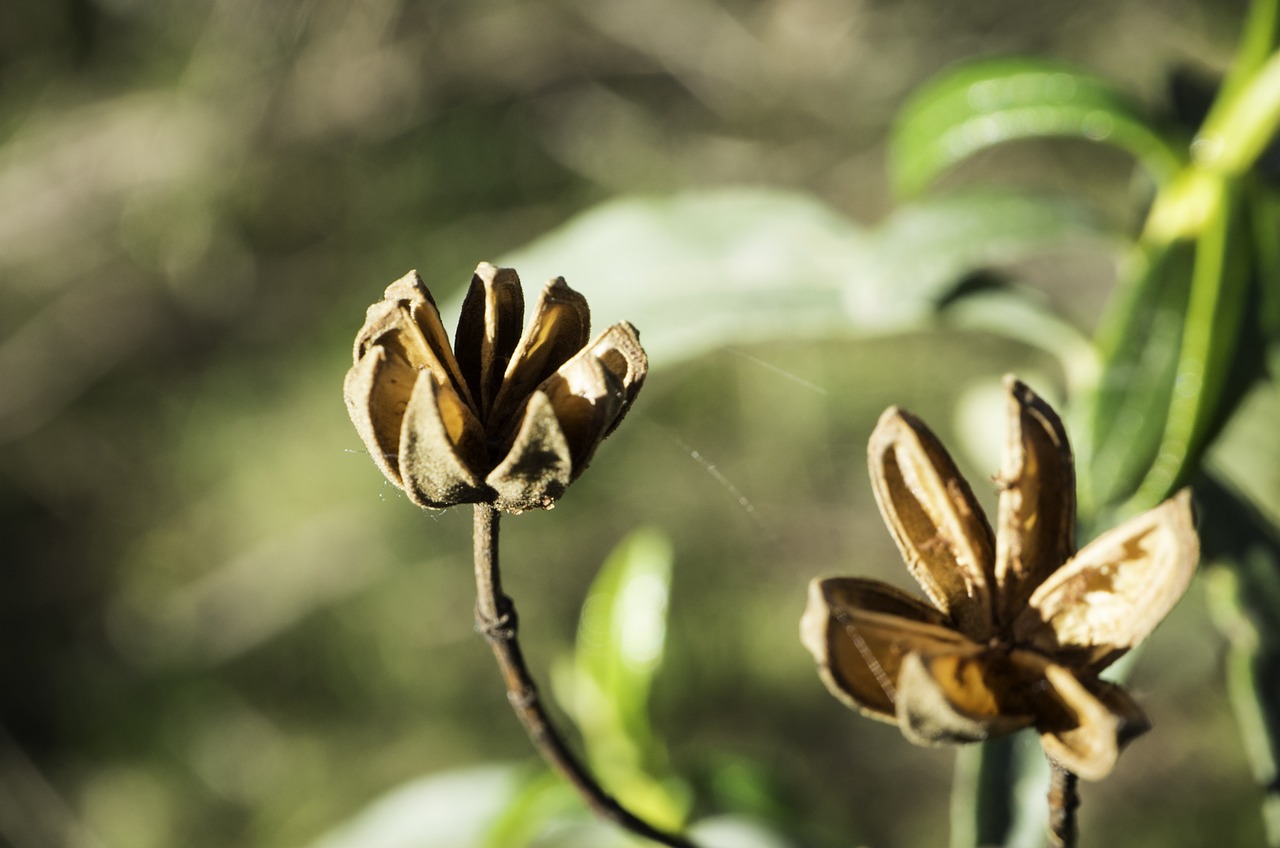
[344,346,411,489]
[588,322,648,438]
[1014,489,1199,671]
[994,376,1077,624]
[485,391,573,510]
[398,371,487,506]
[801,577,968,721]
[344,264,647,511]
[356,271,472,408]
[896,650,1036,745]
[868,408,997,640]
[1037,664,1151,781]
[454,263,525,420]
[488,276,591,431]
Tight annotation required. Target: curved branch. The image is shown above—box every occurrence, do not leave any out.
[471,504,699,848]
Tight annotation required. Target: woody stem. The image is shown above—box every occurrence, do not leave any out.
[471,504,698,848]
[1047,761,1079,848]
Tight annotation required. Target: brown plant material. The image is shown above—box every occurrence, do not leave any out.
[800,376,1200,780]
[344,263,647,511]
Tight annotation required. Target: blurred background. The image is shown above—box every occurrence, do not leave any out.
[0,0,1265,846]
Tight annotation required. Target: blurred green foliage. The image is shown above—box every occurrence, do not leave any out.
[1,0,1275,847]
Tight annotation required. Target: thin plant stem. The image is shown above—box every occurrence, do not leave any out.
[1047,761,1079,848]
[471,503,699,848]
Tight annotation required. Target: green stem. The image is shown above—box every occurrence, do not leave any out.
[1198,50,1280,177]
[951,734,1051,848]
[471,504,699,848]
[1209,0,1280,124]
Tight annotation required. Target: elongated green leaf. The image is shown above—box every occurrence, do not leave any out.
[1211,0,1280,112]
[574,528,675,755]
[890,58,1183,196]
[555,528,689,830]
[1084,239,1196,509]
[484,188,1113,370]
[1129,182,1254,508]
[1252,190,1280,342]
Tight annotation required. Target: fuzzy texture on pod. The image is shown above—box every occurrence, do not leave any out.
[344,263,647,512]
[801,376,1199,780]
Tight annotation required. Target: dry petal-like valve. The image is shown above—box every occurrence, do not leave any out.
[801,376,1199,780]
[344,263,648,512]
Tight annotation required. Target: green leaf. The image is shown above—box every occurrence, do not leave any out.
[1212,0,1280,112]
[555,528,689,830]
[1126,182,1253,508]
[306,765,524,848]
[1083,239,1196,509]
[1199,51,1280,177]
[890,58,1183,196]
[935,283,1098,395]
[573,528,674,757]
[500,189,866,367]
[1199,474,1280,845]
[484,771,584,848]
[487,188,1113,370]
[862,189,1115,332]
[1251,189,1280,343]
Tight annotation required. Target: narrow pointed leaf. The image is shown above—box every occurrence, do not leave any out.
[890,58,1183,196]
[1130,183,1255,508]
[572,529,676,768]
[1084,239,1195,508]
[561,529,689,831]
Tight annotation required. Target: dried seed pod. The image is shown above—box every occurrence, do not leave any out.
[801,377,1199,780]
[345,263,648,512]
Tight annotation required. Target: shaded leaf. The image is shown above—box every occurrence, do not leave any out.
[937,283,1099,394]
[1199,474,1280,845]
[500,190,867,365]
[306,765,523,848]
[484,771,585,848]
[860,190,1116,328]
[488,189,1113,370]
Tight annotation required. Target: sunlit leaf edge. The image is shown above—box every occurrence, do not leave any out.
[890,57,1184,196]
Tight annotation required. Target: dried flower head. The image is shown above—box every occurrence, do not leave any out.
[800,377,1199,780]
[344,263,647,512]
